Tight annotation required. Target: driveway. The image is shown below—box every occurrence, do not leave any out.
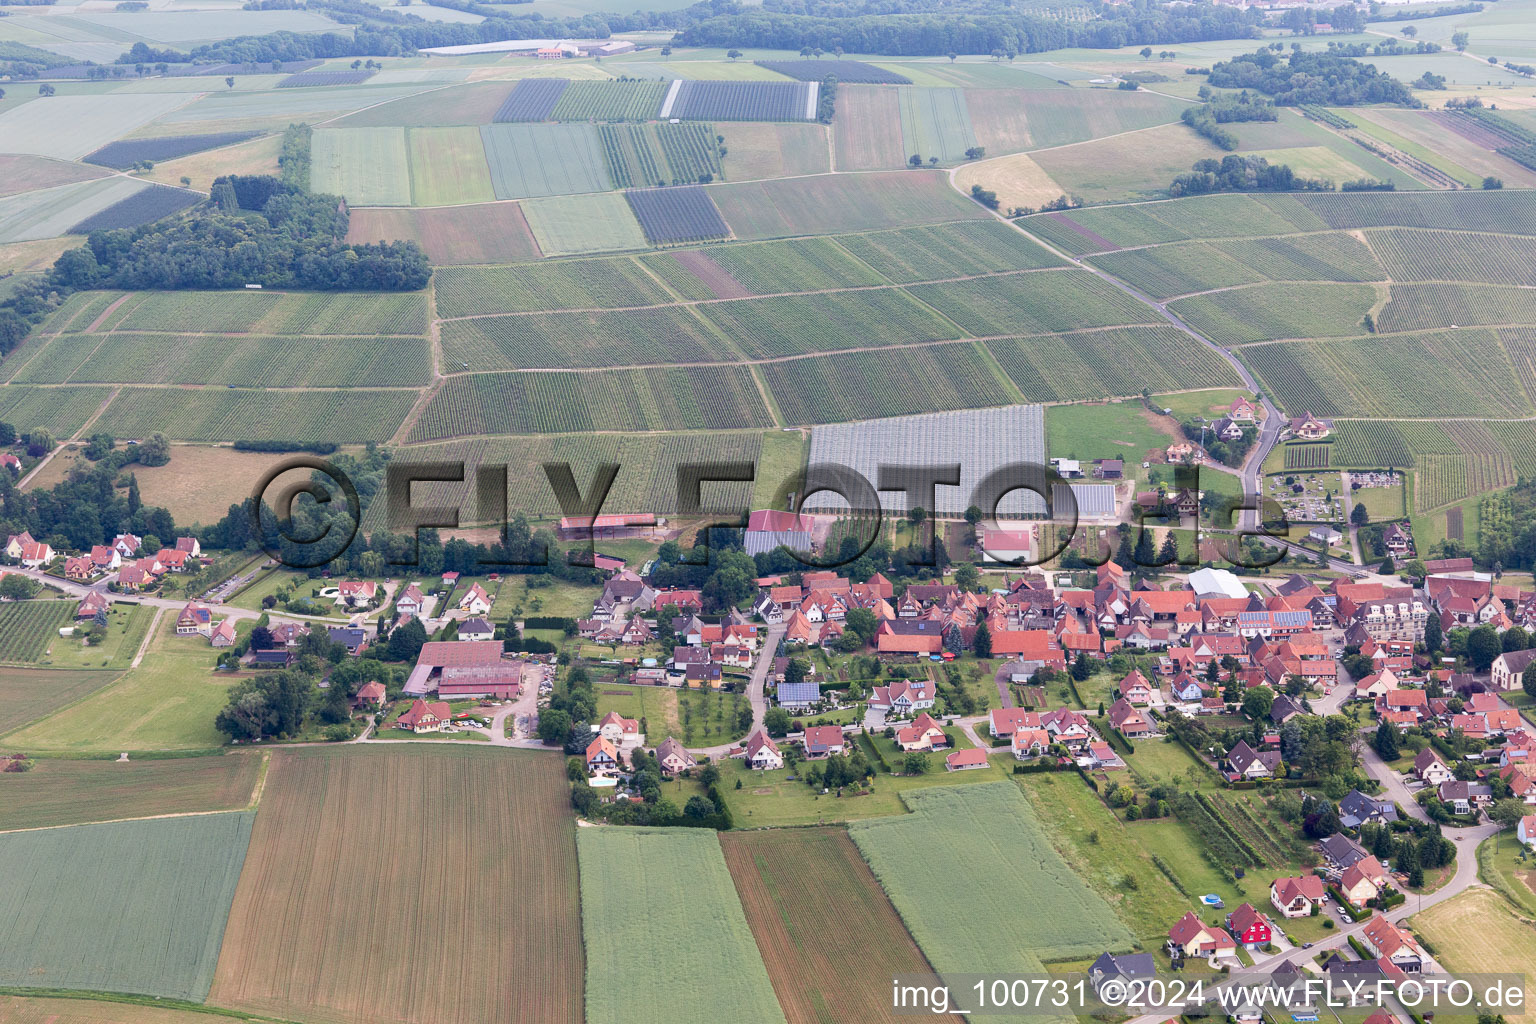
[688,622,784,757]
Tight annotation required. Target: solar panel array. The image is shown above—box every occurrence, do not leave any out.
[804,406,1048,518]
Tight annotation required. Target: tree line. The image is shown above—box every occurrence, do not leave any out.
[1205,46,1419,106]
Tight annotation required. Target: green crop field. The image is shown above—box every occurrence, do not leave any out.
[760,342,1015,424]
[406,125,494,206]
[1015,89,1191,150]
[25,332,431,387]
[116,290,427,335]
[440,305,729,369]
[641,236,885,297]
[0,753,260,832]
[363,431,763,524]
[696,287,959,358]
[0,93,189,161]
[835,220,1063,283]
[1376,283,1536,333]
[849,783,1133,1024]
[0,812,253,1001]
[1245,329,1532,419]
[578,827,786,1024]
[600,122,723,188]
[1366,228,1536,287]
[1023,193,1329,255]
[409,365,772,439]
[1170,282,1376,345]
[1488,419,1536,480]
[711,170,986,239]
[898,85,979,163]
[0,177,150,243]
[834,84,907,171]
[94,387,418,443]
[0,601,78,664]
[311,127,411,206]
[910,268,1160,337]
[1088,232,1383,301]
[0,669,120,740]
[521,192,649,255]
[1296,188,1536,233]
[435,258,671,317]
[1284,443,1331,469]
[480,124,613,199]
[987,324,1241,403]
[552,79,667,121]
[0,385,113,438]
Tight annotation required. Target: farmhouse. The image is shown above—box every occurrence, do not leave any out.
[397,699,452,733]
[405,639,505,695]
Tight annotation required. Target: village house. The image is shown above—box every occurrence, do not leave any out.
[868,678,936,715]
[1339,789,1398,829]
[335,580,377,609]
[459,617,495,642]
[1011,727,1051,760]
[354,680,386,709]
[1360,914,1423,973]
[1108,697,1153,739]
[586,736,621,776]
[896,712,948,752]
[597,710,641,746]
[1228,739,1281,779]
[802,725,847,758]
[745,730,784,770]
[1491,648,1536,690]
[458,583,492,616]
[1166,911,1237,960]
[175,536,200,558]
[176,602,214,638]
[63,555,93,581]
[655,737,696,775]
[1414,747,1454,786]
[1226,904,1274,950]
[210,619,236,647]
[397,699,452,734]
[1338,856,1387,907]
[1437,780,1492,815]
[395,583,426,617]
[1319,833,1370,872]
[1269,875,1325,918]
[1518,814,1536,847]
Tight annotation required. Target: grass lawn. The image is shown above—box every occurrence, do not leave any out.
[39,603,155,671]
[704,746,1010,828]
[0,668,124,740]
[1012,771,1191,948]
[1477,834,1536,917]
[751,427,809,510]
[594,684,750,748]
[1152,389,1251,421]
[1125,735,1217,789]
[489,577,601,622]
[1349,480,1406,522]
[1047,399,1178,465]
[5,619,238,753]
[225,566,325,613]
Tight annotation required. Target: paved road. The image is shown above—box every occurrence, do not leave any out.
[688,622,784,757]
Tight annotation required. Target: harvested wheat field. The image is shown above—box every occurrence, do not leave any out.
[721,827,961,1024]
[0,994,266,1024]
[209,746,582,1024]
[1411,888,1535,1021]
[954,152,1064,213]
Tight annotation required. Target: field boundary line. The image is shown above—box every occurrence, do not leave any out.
[70,386,118,442]
[744,363,783,427]
[972,339,1028,404]
[130,606,164,669]
[247,751,272,810]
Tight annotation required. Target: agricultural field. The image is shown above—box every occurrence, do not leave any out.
[481,123,612,199]
[0,752,261,832]
[1023,192,1332,254]
[711,170,985,238]
[1377,282,1536,333]
[626,185,731,243]
[1243,330,1533,420]
[435,258,670,317]
[642,235,884,298]
[578,827,786,1024]
[757,59,910,83]
[407,125,494,206]
[600,122,722,188]
[94,387,418,444]
[210,746,582,1024]
[31,332,432,388]
[0,668,121,740]
[0,813,254,1001]
[310,126,411,206]
[987,325,1242,403]
[409,365,772,439]
[361,431,762,524]
[279,69,376,88]
[717,122,829,179]
[836,219,1063,282]
[495,77,571,121]
[0,385,113,437]
[834,85,907,170]
[346,202,543,264]
[440,305,729,369]
[553,79,668,121]
[115,290,427,335]
[666,79,814,121]
[1411,888,1536,1017]
[721,828,959,1024]
[0,600,79,664]
[0,176,152,243]
[1368,228,1536,287]
[146,132,285,192]
[0,93,189,160]
[334,80,518,128]
[1170,282,1377,346]
[1087,232,1383,301]
[69,183,202,234]
[520,192,649,255]
[84,131,263,169]
[0,154,108,199]
[1284,443,1332,470]
[898,85,979,163]
[848,783,1133,1024]
[760,342,1017,424]
[953,151,1067,211]
[697,287,960,358]
[910,268,1161,337]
